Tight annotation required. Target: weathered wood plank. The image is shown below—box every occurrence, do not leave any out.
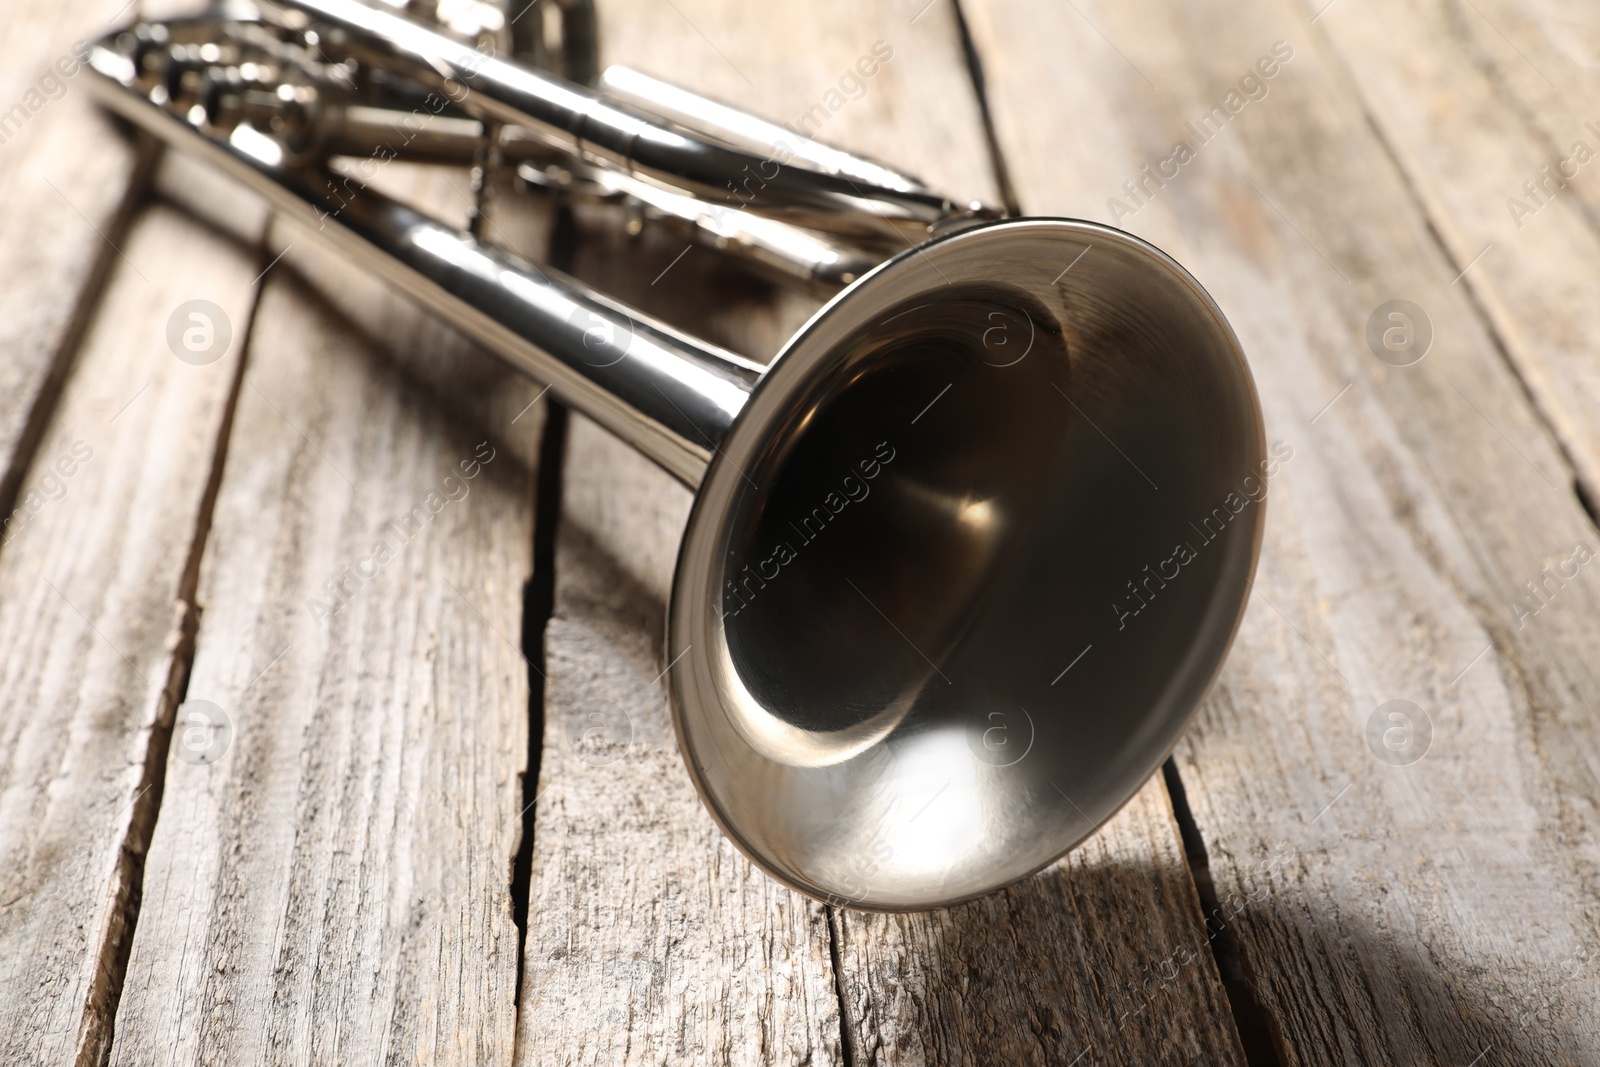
[0,0,145,528]
[0,201,262,1066]
[961,0,1600,1061]
[1305,0,1600,513]
[514,2,1246,1062]
[518,519,844,1065]
[107,208,540,1061]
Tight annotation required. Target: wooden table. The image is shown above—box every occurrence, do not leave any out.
[3,0,1598,1063]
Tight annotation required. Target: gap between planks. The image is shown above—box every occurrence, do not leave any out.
[82,204,274,1066]
[0,188,268,1064]
[0,136,159,573]
[106,199,541,1061]
[508,212,577,1039]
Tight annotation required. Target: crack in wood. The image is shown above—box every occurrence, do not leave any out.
[1162,759,1288,1067]
[0,137,159,569]
[77,215,273,1067]
[949,0,1023,218]
[827,905,859,1067]
[511,399,567,1005]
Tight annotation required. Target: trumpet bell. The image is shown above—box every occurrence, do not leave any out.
[671,218,1265,908]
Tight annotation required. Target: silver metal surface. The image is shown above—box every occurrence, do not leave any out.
[595,64,938,200]
[261,0,977,244]
[674,221,1265,908]
[88,3,1266,909]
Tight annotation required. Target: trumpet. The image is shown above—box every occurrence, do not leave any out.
[86,0,1266,909]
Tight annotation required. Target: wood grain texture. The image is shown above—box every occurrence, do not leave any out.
[0,202,262,1066]
[0,0,144,518]
[514,2,1246,1062]
[834,781,1244,1066]
[1304,0,1600,516]
[106,222,540,1062]
[961,0,1600,1061]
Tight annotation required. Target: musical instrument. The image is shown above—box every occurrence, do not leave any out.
[86,0,1266,909]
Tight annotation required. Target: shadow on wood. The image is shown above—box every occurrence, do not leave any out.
[1233,895,1579,1066]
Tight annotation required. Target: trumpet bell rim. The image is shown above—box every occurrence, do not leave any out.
[668,217,1266,910]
